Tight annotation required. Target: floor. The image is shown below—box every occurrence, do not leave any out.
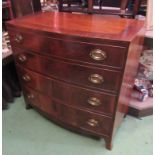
[3,96,153,155]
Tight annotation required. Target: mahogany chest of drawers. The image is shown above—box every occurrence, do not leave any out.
[7,12,144,150]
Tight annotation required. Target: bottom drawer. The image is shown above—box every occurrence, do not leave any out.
[22,86,113,136]
[23,86,57,116]
[52,80,116,116]
[58,103,113,136]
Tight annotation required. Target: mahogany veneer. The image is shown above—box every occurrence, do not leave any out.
[7,12,144,150]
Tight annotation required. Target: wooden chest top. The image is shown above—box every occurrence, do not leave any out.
[7,12,144,43]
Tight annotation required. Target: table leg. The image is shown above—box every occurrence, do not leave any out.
[88,0,93,13]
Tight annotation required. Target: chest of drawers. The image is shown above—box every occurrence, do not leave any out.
[7,12,144,150]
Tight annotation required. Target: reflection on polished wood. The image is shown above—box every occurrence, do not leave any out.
[7,12,144,150]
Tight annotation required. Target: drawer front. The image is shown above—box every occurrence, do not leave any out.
[52,80,116,116]
[16,65,52,95]
[23,86,57,116]
[14,48,122,93]
[16,66,116,116]
[58,104,113,136]
[9,30,126,69]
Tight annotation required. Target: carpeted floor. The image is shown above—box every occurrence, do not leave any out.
[2,96,153,155]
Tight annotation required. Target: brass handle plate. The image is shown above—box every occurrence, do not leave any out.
[87,97,101,106]
[22,75,31,82]
[90,49,107,61]
[87,119,98,127]
[18,55,27,62]
[88,74,104,84]
[15,34,23,43]
[27,94,34,99]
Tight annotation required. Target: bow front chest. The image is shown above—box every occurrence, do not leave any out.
[7,12,144,150]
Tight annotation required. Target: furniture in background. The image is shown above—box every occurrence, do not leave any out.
[2,0,14,19]
[3,0,14,31]
[10,0,41,17]
[58,0,142,18]
[128,36,153,118]
[7,12,144,150]
[127,0,153,118]
[2,0,41,109]
[2,0,19,109]
[128,91,153,118]
[2,60,21,109]
[3,32,21,110]
[41,0,59,12]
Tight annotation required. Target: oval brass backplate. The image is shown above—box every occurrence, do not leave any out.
[87,97,101,106]
[90,49,107,61]
[15,34,23,43]
[88,74,104,84]
[18,55,27,62]
[87,119,98,127]
[22,75,31,82]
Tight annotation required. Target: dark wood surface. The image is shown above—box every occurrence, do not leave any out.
[13,48,122,94]
[10,0,41,17]
[58,103,113,136]
[23,84,113,136]
[16,65,52,95]
[8,30,127,70]
[128,106,153,118]
[7,12,144,42]
[112,27,145,137]
[23,85,57,116]
[17,65,117,116]
[7,12,145,150]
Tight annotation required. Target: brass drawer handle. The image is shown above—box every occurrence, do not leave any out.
[88,74,104,84]
[15,34,23,43]
[27,94,34,99]
[87,119,98,127]
[22,75,31,82]
[18,55,27,62]
[90,49,107,61]
[87,97,101,106]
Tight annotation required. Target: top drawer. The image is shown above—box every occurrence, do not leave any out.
[8,30,127,69]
